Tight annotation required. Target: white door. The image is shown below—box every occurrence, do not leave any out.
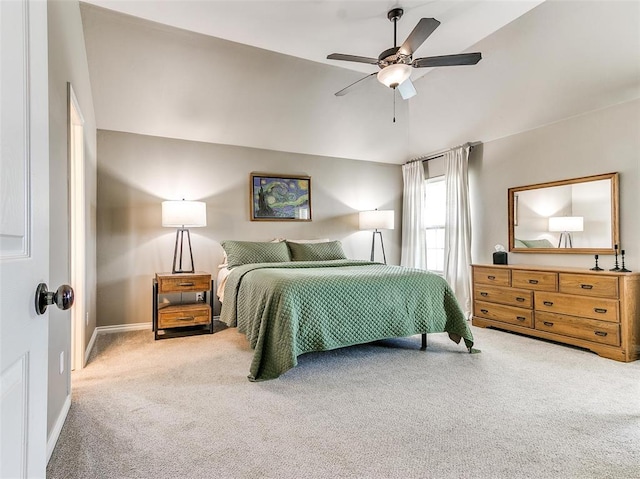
[1,1,51,477]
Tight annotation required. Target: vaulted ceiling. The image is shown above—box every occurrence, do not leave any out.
[80,0,640,164]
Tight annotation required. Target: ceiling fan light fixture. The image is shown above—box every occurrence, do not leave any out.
[377,63,412,89]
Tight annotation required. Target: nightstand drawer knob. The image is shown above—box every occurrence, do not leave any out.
[179,282,195,287]
[177,316,195,321]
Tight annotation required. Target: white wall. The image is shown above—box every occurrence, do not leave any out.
[47,0,98,442]
[471,99,640,271]
[96,130,402,327]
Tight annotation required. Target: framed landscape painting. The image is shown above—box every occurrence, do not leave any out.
[250,173,312,221]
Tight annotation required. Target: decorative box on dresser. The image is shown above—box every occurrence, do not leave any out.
[471,264,640,362]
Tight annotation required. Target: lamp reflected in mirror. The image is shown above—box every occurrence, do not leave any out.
[548,216,583,248]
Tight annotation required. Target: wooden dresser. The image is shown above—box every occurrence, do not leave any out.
[471,264,640,361]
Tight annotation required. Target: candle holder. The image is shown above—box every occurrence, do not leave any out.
[590,254,603,271]
[610,245,620,272]
[619,250,631,272]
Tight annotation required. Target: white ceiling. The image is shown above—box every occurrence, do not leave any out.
[79,0,640,164]
[82,0,543,78]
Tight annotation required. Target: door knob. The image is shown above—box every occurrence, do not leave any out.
[35,283,74,315]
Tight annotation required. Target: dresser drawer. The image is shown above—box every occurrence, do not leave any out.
[536,311,621,347]
[157,274,210,293]
[559,273,619,299]
[512,270,557,291]
[474,301,533,328]
[158,304,211,329]
[535,292,619,323]
[473,267,510,286]
[474,284,533,308]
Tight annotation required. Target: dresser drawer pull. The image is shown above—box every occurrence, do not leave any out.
[580,284,593,290]
[177,316,195,321]
[178,282,195,287]
[543,301,554,306]
[594,308,607,314]
[528,279,539,284]
[594,331,608,337]
[487,275,495,280]
[516,297,525,302]
[480,292,488,297]
[480,309,489,314]
[543,321,554,327]
[516,316,527,321]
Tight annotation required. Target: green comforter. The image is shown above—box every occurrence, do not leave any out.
[220,260,474,381]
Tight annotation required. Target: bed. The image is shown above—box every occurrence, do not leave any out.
[218,240,474,381]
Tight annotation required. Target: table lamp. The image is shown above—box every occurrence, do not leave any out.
[162,200,207,273]
[359,209,394,263]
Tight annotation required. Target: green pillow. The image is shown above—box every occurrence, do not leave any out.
[286,240,347,261]
[221,240,291,269]
[521,238,554,248]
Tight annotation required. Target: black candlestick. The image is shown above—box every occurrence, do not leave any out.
[619,249,631,272]
[590,254,603,271]
[610,245,620,271]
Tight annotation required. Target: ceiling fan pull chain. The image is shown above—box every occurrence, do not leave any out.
[393,88,396,123]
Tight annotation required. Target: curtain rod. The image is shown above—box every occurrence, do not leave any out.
[405,141,480,165]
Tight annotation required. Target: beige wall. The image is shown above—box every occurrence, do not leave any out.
[470,99,640,271]
[96,130,402,327]
[47,1,98,439]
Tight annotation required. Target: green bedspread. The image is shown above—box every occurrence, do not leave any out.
[220,260,474,381]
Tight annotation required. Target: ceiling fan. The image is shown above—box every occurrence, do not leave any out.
[327,8,482,100]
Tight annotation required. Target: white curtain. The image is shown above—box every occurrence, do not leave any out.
[444,145,472,318]
[401,161,427,269]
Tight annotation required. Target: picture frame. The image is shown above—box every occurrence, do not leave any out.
[250,173,312,221]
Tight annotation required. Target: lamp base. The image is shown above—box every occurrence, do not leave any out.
[172,228,195,274]
[370,230,387,264]
[557,232,573,248]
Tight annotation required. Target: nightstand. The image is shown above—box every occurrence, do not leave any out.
[152,272,213,340]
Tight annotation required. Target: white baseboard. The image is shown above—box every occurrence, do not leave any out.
[96,322,152,334]
[85,326,98,366]
[47,394,71,463]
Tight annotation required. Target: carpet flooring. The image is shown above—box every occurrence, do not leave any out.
[47,322,640,479]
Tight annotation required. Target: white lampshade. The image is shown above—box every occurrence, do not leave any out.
[377,64,412,88]
[359,210,395,231]
[548,216,583,232]
[162,200,207,227]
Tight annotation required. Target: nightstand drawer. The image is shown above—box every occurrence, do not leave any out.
[157,273,210,293]
[559,273,619,299]
[474,284,533,308]
[158,304,211,329]
[473,267,510,286]
[474,301,533,328]
[512,270,557,291]
[536,311,620,347]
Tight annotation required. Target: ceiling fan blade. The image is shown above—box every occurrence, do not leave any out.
[327,53,380,65]
[397,78,417,100]
[398,18,440,56]
[413,52,482,68]
[334,72,377,96]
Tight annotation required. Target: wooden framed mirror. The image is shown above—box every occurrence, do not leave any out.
[508,172,619,254]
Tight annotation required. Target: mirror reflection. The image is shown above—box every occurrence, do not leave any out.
[508,173,619,254]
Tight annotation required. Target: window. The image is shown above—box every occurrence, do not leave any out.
[424,176,445,273]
